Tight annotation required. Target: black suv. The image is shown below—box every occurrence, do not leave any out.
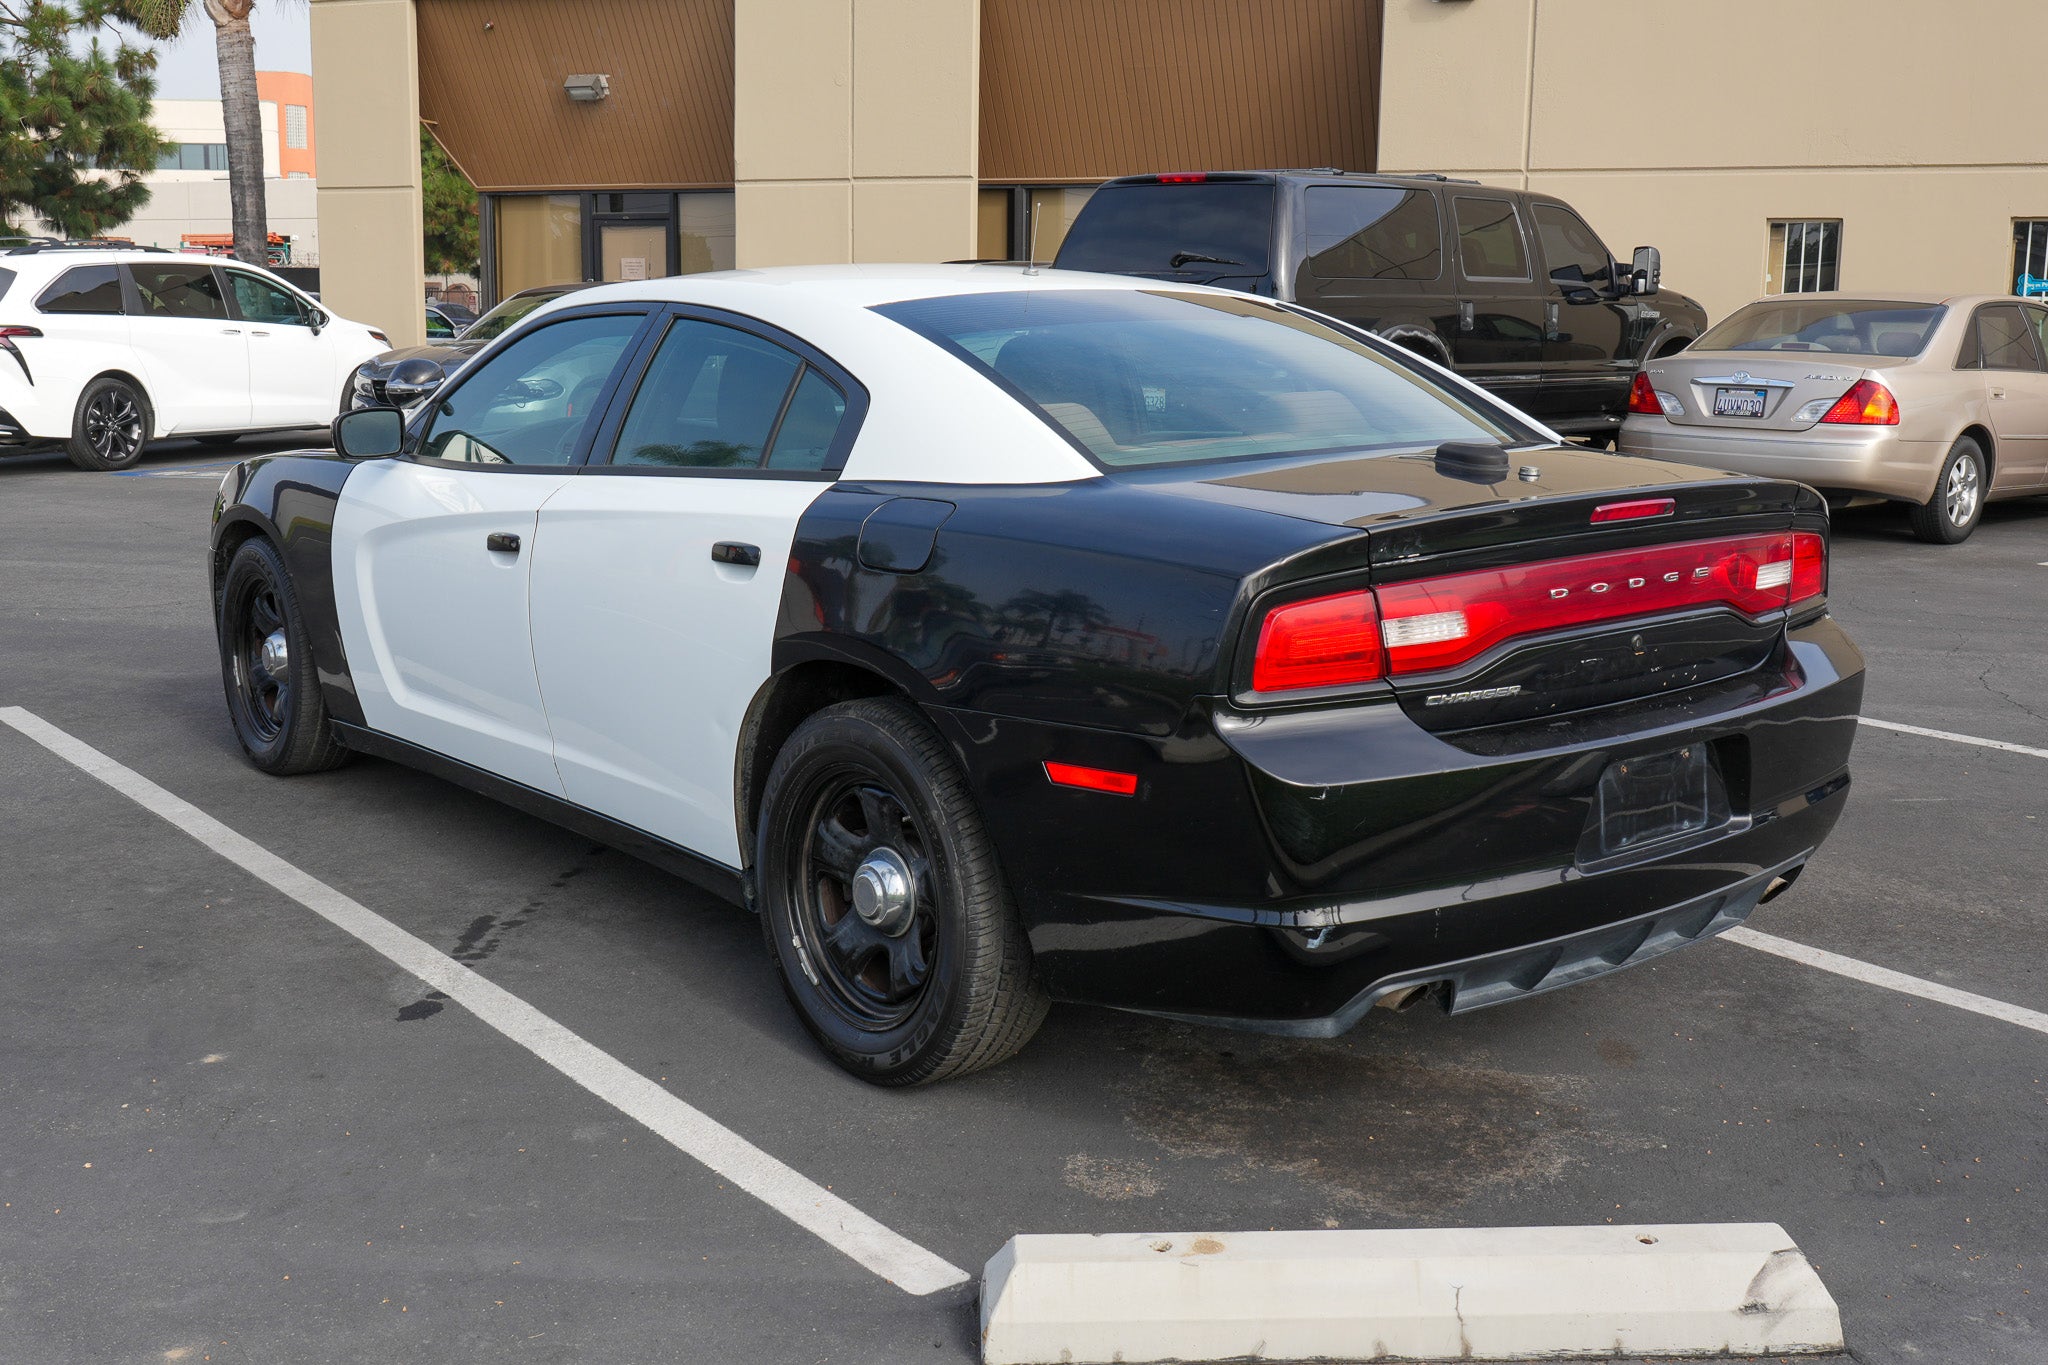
[1054,170,1708,441]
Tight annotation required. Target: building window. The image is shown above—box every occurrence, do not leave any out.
[495,195,584,298]
[2015,220,2048,297]
[157,143,229,172]
[975,185,1098,262]
[285,105,308,150]
[1769,220,1841,294]
[488,191,736,301]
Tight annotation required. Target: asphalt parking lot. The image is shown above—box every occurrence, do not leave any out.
[2,436,2043,1364]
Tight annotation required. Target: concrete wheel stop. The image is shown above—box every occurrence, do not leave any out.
[979,1223,1843,1363]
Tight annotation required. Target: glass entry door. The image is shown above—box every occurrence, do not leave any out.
[600,223,669,283]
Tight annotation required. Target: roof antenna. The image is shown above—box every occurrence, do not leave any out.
[1023,199,1041,275]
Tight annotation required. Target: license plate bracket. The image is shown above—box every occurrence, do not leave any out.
[1712,386,1769,418]
[1583,744,1730,863]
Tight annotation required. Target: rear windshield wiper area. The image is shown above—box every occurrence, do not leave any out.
[1168,250,1246,270]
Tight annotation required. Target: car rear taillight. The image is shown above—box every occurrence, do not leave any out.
[1252,589,1383,693]
[1250,532,1827,693]
[1154,172,1209,184]
[1818,379,1899,425]
[0,326,42,340]
[1627,371,1662,415]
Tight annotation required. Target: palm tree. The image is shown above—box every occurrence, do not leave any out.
[133,0,267,265]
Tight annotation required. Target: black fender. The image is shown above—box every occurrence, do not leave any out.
[210,452,366,726]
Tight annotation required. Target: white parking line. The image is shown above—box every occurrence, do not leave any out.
[0,705,969,1297]
[1860,716,2048,761]
[1725,928,2048,1037]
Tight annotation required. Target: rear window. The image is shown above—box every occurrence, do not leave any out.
[1697,300,1946,357]
[1052,182,1273,278]
[36,264,124,315]
[874,288,1514,469]
[1303,186,1442,282]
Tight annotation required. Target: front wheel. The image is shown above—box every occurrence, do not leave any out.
[1909,436,1986,544]
[756,698,1047,1085]
[216,537,351,774]
[65,377,151,471]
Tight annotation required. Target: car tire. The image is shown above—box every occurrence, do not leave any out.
[216,537,351,775]
[1908,436,1986,544]
[756,697,1048,1085]
[65,376,152,471]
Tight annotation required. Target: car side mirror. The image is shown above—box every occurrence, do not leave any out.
[332,406,404,459]
[1630,246,1662,296]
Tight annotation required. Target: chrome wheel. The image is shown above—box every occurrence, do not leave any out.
[793,771,939,1031]
[1943,451,1981,529]
[84,387,144,465]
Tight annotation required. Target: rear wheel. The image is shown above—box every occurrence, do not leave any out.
[756,698,1047,1085]
[217,537,350,774]
[65,377,151,471]
[1908,436,1986,544]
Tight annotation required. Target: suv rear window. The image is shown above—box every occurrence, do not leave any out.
[875,288,1513,468]
[36,264,124,314]
[1303,186,1442,282]
[1698,300,1946,357]
[1052,182,1273,278]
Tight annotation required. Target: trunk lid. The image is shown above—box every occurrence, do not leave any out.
[1132,445,1824,731]
[1639,351,1875,432]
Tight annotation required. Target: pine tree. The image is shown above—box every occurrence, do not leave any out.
[421,125,478,276]
[0,0,166,239]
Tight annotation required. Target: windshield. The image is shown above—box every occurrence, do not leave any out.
[1053,182,1273,278]
[874,288,1515,468]
[465,289,571,342]
[1697,300,1947,357]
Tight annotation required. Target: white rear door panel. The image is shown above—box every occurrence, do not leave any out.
[529,477,832,866]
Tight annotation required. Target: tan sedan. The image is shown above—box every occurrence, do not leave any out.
[1618,292,2048,542]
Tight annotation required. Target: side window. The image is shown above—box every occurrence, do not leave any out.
[425,309,457,339]
[1453,197,1531,282]
[420,313,642,466]
[609,318,801,470]
[764,369,849,471]
[2025,307,2048,367]
[1302,186,1442,282]
[130,264,228,320]
[36,265,125,315]
[226,271,309,326]
[1965,305,2045,372]
[1531,203,1613,289]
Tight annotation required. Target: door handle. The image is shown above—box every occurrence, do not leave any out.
[221,327,242,335]
[1459,301,1475,332]
[1990,388,2007,399]
[251,329,271,337]
[711,541,761,567]
[486,532,521,554]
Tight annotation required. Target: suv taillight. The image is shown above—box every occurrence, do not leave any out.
[1250,532,1829,694]
[1627,371,1663,415]
[1819,379,1899,425]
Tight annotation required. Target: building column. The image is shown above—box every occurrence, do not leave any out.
[310,0,425,345]
[734,0,978,267]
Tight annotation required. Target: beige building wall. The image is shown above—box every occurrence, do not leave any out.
[310,0,426,346]
[734,0,978,266]
[1378,0,2048,322]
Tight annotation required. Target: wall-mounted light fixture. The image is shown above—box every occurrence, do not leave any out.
[564,73,611,102]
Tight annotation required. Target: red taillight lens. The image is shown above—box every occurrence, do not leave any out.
[1374,534,1803,676]
[1591,497,1675,524]
[1043,762,1139,796]
[1627,370,1663,415]
[1155,172,1209,184]
[1252,590,1383,693]
[1819,379,1899,425]
[0,325,42,340]
[1790,531,1827,606]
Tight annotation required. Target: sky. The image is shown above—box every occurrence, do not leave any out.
[149,6,313,101]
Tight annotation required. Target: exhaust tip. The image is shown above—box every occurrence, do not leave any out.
[1759,865,1805,904]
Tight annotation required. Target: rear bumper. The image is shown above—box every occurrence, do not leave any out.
[932,614,1864,1033]
[1618,417,1943,504]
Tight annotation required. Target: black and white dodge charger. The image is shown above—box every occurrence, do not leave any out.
[210,266,1865,1085]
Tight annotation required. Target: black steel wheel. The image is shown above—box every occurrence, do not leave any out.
[65,376,151,471]
[757,698,1047,1085]
[1909,435,1986,544]
[216,537,350,775]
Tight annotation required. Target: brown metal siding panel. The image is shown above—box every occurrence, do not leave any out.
[980,0,1381,183]
[417,0,734,193]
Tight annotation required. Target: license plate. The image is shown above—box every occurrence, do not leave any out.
[1712,386,1769,418]
[1591,745,1717,857]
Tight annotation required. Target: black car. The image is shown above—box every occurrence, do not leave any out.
[347,284,590,411]
[218,267,1861,1085]
[1055,170,1711,443]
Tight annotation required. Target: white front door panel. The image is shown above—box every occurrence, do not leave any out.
[128,316,249,432]
[331,460,575,793]
[528,477,833,866]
